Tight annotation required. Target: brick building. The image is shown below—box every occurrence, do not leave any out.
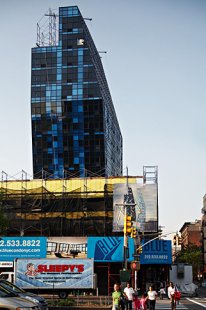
[179,220,202,248]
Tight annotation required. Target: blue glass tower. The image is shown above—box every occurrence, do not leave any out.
[31,6,122,178]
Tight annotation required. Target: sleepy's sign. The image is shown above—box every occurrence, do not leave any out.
[140,240,172,264]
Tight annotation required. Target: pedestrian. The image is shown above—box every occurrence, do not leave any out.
[112,283,122,310]
[167,282,176,310]
[159,286,166,300]
[124,282,135,310]
[119,283,126,310]
[133,293,140,310]
[140,293,147,310]
[147,285,157,310]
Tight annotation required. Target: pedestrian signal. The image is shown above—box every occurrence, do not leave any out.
[124,216,132,234]
[131,227,137,238]
[131,261,140,270]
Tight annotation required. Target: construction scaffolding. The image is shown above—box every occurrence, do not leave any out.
[0,174,140,237]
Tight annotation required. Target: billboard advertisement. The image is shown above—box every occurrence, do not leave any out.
[16,258,93,289]
[87,237,135,262]
[140,240,172,264]
[0,237,46,260]
[113,183,158,232]
[47,237,87,259]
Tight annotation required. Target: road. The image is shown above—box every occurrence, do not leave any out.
[153,297,206,309]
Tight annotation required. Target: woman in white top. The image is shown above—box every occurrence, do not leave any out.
[147,286,157,310]
[167,282,176,309]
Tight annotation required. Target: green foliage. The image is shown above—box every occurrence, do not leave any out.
[175,244,203,276]
[47,297,75,307]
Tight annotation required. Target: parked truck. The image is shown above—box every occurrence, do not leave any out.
[170,263,198,296]
[0,258,96,298]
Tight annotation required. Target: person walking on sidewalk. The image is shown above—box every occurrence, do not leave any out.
[147,285,157,310]
[112,283,122,310]
[124,282,135,310]
[167,282,176,310]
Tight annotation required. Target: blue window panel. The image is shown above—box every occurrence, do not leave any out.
[73,136,79,140]
[79,158,84,164]
[57,90,61,96]
[78,68,83,73]
[53,141,58,148]
[48,148,53,154]
[57,107,62,113]
[52,124,57,131]
[57,58,62,64]
[78,72,83,79]
[57,73,62,80]
[73,9,79,15]
[74,157,79,164]
[54,159,58,164]
[78,115,84,122]
[46,91,51,97]
[69,167,74,171]
[73,117,78,123]
[78,49,83,56]
[67,96,72,100]
[78,106,83,112]
[73,141,79,147]
[78,89,83,95]
[72,89,77,95]
[79,152,84,157]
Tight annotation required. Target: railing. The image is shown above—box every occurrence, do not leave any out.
[74,296,112,307]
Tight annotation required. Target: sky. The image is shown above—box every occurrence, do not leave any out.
[0,0,206,236]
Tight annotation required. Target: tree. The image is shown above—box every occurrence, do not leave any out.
[175,244,203,280]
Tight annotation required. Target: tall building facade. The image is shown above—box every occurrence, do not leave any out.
[31,6,122,178]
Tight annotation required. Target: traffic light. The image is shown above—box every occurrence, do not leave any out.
[173,235,177,246]
[138,246,143,254]
[177,236,182,245]
[124,216,132,234]
[131,227,137,238]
